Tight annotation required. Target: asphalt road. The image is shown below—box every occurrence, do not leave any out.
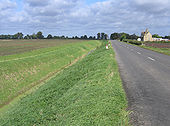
[111,40,170,126]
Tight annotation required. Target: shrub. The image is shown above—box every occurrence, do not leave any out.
[122,39,142,45]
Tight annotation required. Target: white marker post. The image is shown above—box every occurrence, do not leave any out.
[108,42,111,48]
[106,44,109,49]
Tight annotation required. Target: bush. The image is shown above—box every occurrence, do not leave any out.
[129,40,142,45]
[122,39,142,45]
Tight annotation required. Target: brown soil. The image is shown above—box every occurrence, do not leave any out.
[145,43,170,48]
[0,39,89,56]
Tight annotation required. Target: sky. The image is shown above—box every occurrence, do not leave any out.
[0,0,170,37]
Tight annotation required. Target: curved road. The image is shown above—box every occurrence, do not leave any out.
[111,40,170,126]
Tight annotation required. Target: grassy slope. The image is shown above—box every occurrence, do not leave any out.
[140,45,170,56]
[0,40,100,107]
[0,42,129,125]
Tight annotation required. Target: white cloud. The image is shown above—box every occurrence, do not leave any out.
[0,0,17,10]
[0,0,170,36]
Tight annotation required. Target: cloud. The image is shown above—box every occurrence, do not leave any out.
[131,0,170,15]
[0,0,17,11]
[25,0,49,7]
[0,0,170,36]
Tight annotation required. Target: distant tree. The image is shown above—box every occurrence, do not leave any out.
[18,32,23,39]
[93,36,96,40]
[110,33,119,40]
[0,35,10,39]
[101,33,105,39]
[30,33,37,39]
[120,34,126,41]
[47,34,52,39]
[13,33,18,39]
[80,36,84,39]
[84,35,88,39]
[12,32,23,39]
[24,34,30,39]
[89,36,93,39]
[104,34,108,40]
[36,31,44,39]
[129,34,138,40]
[61,35,65,39]
[164,36,170,39]
[75,36,79,39]
[53,36,60,39]
[125,33,130,39]
[97,33,101,40]
[152,34,162,38]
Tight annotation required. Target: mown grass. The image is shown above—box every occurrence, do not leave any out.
[140,45,170,56]
[0,41,129,125]
[0,40,100,107]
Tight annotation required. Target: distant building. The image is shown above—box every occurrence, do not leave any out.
[153,38,169,41]
[141,29,153,41]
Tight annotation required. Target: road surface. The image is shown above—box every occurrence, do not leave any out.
[111,40,170,126]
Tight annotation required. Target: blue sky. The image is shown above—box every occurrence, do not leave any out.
[0,0,170,37]
[85,0,106,4]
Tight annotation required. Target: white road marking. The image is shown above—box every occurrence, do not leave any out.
[137,52,141,55]
[148,57,156,61]
[131,49,133,51]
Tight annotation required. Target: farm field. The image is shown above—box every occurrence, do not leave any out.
[122,39,170,55]
[142,42,170,55]
[0,41,129,125]
[141,46,170,56]
[0,39,100,108]
[0,39,89,56]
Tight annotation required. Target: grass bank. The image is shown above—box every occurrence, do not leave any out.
[0,40,100,107]
[140,45,170,56]
[0,41,129,125]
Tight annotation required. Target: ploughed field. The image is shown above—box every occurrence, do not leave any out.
[142,42,170,55]
[0,39,89,56]
[0,39,100,108]
[145,42,170,48]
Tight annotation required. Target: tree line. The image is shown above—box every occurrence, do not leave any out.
[110,32,170,40]
[0,31,169,40]
[110,33,139,40]
[0,31,107,40]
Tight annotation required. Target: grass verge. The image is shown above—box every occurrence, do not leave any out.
[0,40,100,107]
[0,41,129,125]
[140,45,170,56]
[120,40,170,56]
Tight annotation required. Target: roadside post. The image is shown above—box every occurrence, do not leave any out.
[106,44,109,49]
[108,42,111,48]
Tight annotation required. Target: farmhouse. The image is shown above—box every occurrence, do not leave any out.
[141,29,153,41]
